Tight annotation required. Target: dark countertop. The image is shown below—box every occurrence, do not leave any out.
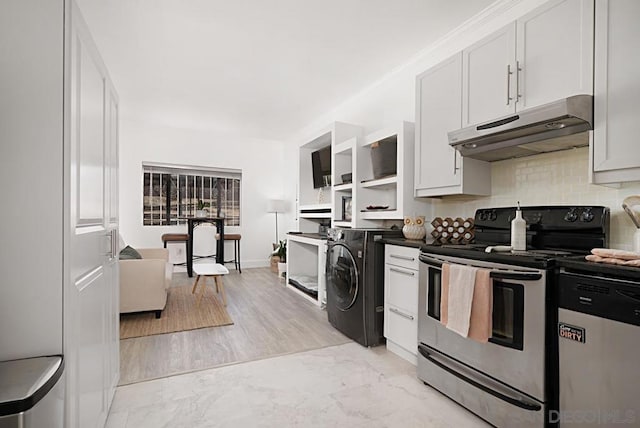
[557,256,640,281]
[380,237,431,249]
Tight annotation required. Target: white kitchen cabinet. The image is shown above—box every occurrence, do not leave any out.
[462,23,516,127]
[462,0,593,127]
[415,53,491,197]
[591,0,640,184]
[384,245,420,364]
[516,0,593,111]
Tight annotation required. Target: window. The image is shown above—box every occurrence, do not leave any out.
[142,163,241,226]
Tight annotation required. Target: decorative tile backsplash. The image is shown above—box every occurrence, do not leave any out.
[432,147,640,250]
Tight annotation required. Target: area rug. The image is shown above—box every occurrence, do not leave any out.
[120,284,233,339]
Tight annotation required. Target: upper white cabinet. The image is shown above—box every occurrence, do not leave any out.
[415,53,491,197]
[591,0,640,184]
[462,0,593,127]
[516,0,593,110]
[462,23,516,127]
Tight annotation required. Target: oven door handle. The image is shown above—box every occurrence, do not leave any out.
[418,344,542,412]
[490,271,542,281]
[420,255,542,282]
[419,254,443,267]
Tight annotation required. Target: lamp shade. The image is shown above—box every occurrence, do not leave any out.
[267,199,287,213]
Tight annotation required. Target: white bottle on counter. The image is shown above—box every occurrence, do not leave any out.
[511,202,526,251]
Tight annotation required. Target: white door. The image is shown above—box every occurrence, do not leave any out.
[593,0,640,176]
[104,81,120,408]
[462,23,516,127]
[516,0,593,110]
[65,3,117,427]
[415,53,463,191]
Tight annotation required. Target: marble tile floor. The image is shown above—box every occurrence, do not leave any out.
[106,342,489,428]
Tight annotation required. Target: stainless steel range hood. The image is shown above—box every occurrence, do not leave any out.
[448,95,593,162]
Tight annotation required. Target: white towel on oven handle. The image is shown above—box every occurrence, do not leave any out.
[446,264,478,337]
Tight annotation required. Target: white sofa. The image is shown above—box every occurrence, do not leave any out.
[119,248,173,318]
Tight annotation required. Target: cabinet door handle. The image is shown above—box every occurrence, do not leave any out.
[453,150,458,174]
[506,64,513,105]
[106,229,117,259]
[389,307,414,321]
[390,254,415,261]
[516,61,522,103]
[390,267,415,276]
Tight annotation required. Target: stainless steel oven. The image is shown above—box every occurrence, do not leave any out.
[418,252,548,427]
[416,205,609,428]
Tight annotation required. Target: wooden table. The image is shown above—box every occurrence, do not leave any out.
[179,217,225,277]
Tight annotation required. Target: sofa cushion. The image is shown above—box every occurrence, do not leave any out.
[120,245,142,260]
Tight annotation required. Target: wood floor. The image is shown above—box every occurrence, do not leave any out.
[119,267,351,385]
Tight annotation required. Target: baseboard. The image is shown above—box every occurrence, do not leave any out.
[386,340,417,366]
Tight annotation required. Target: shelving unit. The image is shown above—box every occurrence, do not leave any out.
[333,183,353,192]
[331,136,357,228]
[289,121,431,308]
[286,233,328,307]
[360,175,398,189]
[297,122,361,233]
[356,122,430,222]
[298,203,332,219]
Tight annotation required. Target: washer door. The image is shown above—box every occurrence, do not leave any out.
[327,243,359,311]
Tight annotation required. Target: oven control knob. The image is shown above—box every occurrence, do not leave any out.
[479,211,488,221]
[489,210,497,221]
[580,208,594,222]
[564,208,578,222]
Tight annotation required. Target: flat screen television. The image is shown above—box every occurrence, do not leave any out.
[311,146,331,188]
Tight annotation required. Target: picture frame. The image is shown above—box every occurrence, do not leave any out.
[342,196,352,221]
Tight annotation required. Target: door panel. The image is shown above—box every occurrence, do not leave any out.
[66,3,117,427]
[78,42,105,224]
[593,0,640,173]
[107,94,119,224]
[415,53,462,190]
[76,268,106,428]
[516,0,593,110]
[105,84,120,405]
[462,23,516,126]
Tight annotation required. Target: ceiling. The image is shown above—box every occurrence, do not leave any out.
[76,0,494,141]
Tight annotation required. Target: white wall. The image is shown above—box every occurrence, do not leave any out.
[285,0,640,250]
[431,148,640,250]
[291,0,549,138]
[119,119,293,268]
[0,0,64,361]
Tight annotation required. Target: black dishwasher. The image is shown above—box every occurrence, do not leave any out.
[556,258,640,427]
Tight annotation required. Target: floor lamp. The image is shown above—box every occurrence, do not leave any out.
[267,199,287,245]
